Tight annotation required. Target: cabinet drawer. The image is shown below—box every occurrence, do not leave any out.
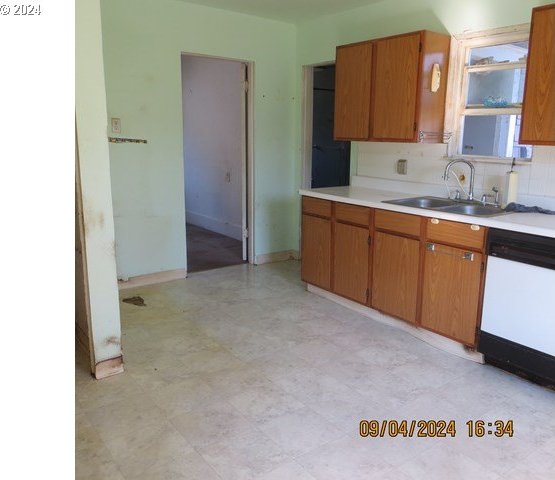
[375,209,421,236]
[302,196,332,218]
[335,202,371,226]
[426,217,485,250]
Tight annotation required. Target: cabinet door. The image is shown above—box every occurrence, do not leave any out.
[421,243,483,345]
[520,4,555,145]
[301,214,331,289]
[372,33,421,141]
[333,222,369,304]
[371,232,420,323]
[334,42,373,140]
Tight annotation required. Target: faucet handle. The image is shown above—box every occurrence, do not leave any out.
[492,186,500,206]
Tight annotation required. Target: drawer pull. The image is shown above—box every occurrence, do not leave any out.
[430,218,440,225]
[471,225,480,231]
[426,242,436,251]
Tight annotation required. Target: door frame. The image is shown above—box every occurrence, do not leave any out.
[301,61,336,189]
[75,130,95,373]
[181,52,255,264]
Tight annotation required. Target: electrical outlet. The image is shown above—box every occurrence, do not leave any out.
[111,117,121,134]
[396,159,408,175]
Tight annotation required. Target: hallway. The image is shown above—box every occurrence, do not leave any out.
[186,223,244,273]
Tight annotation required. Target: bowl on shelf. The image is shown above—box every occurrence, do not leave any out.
[483,96,508,108]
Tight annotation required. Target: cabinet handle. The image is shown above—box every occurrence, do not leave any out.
[430,218,440,225]
[427,243,475,262]
[471,224,480,231]
[462,252,475,261]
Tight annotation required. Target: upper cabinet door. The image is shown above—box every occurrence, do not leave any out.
[334,41,373,140]
[520,4,555,145]
[372,33,421,141]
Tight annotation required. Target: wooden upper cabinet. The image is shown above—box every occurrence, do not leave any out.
[520,4,555,145]
[334,41,373,140]
[372,33,421,140]
[334,30,450,142]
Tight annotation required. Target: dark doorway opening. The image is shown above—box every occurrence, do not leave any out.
[311,65,351,188]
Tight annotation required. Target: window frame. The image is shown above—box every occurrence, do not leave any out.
[445,24,531,162]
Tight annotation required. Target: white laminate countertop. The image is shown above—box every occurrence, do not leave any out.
[299,185,555,239]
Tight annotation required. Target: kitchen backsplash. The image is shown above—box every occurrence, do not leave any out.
[356,142,555,209]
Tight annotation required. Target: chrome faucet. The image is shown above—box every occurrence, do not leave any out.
[443,159,476,202]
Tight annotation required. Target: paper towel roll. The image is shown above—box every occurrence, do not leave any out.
[504,171,519,207]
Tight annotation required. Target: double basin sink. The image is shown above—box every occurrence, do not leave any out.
[382,196,507,217]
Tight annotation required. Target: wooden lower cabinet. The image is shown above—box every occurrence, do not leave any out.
[371,231,420,323]
[421,243,483,345]
[300,198,487,348]
[333,222,369,303]
[301,214,332,289]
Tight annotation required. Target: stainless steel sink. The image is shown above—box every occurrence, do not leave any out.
[384,196,457,209]
[438,203,507,217]
[382,196,507,217]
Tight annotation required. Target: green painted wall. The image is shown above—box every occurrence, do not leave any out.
[100,0,297,278]
[297,0,551,65]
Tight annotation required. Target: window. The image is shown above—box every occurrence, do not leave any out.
[449,27,532,160]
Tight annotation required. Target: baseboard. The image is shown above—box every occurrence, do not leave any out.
[118,268,187,289]
[255,250,299,265]
[94,356,124,379]
[186,211,242,241]
[307,284,484,364]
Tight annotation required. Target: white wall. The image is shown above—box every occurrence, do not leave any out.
[76,0,122,368]
[182,55,244,240]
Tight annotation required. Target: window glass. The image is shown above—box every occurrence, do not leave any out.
[461,115,532,158]
[468,41,528,66]
[466,68,525,107]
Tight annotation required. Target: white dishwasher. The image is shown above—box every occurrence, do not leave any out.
[479,228,555,387]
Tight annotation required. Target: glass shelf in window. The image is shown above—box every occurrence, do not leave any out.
[465,68,525,108]
[468,41,528,66]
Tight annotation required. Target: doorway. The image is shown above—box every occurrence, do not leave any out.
[181,54,253,273]
[303,64,351,188]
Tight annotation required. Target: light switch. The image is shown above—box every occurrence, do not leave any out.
[111,117,121,134]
